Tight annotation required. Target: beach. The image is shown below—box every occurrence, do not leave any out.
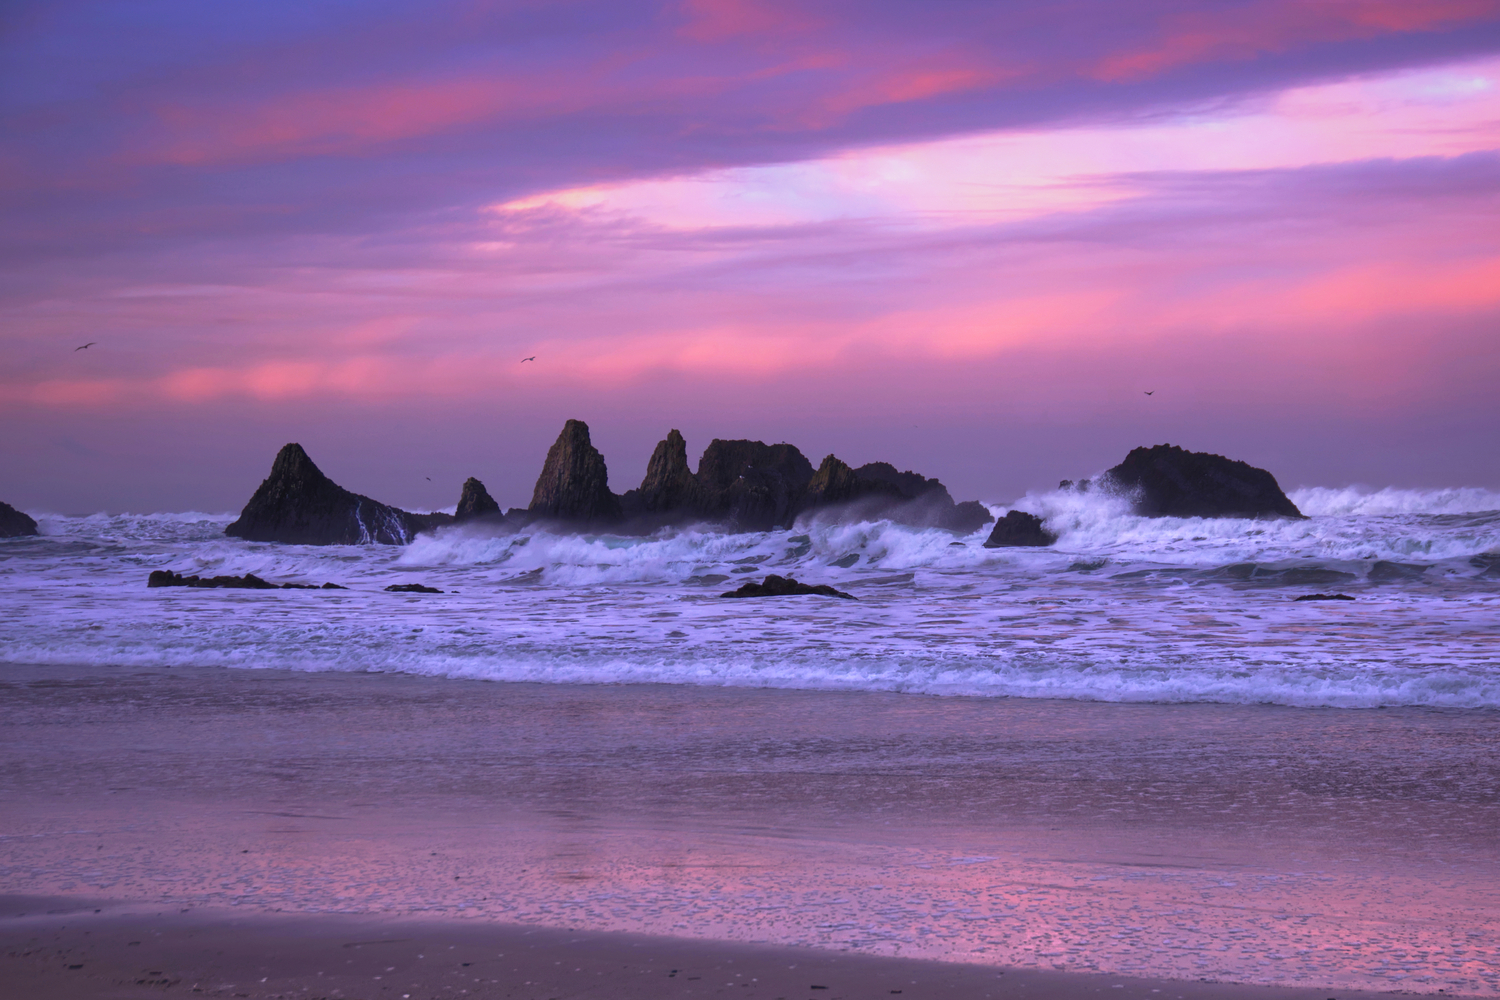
[3,662,1496,995]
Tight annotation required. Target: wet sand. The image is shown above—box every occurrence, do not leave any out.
[2,662,1497,994]
[1,896,1415,1000]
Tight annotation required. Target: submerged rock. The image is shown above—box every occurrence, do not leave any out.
[225,443,424,545]
[0,501,38,538]
[1100,444,1303,519]
[455,477,503,522]
[147,569,335,590]
[720,574,855,599]
[528,419,621,524]
[385,583,443,593]
[983,510,1057,547]
[1294,593,1355,601]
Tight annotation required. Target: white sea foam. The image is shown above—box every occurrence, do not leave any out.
[2,493,1497,709]
[1291,485,1500,516]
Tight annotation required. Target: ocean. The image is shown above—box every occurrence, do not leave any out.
[3,484,1498,708]
[3,482,1500,994]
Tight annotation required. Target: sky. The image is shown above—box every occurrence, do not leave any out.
[3,0,1499,515]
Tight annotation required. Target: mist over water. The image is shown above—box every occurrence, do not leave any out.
[2,484,1497,709]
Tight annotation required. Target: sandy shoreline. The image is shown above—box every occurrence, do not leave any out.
[2,896,1431,1000]
[3,662,1497,993]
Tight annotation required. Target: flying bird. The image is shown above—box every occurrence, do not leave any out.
[521,356,536,363]
[1143,390,1155,396]
[425,477,431,481]
[75,342,96,351]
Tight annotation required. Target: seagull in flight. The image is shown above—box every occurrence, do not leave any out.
[424,477,431,481]
[75,342,96,351]
[521,356,536,363]
[1143,390,1155,396]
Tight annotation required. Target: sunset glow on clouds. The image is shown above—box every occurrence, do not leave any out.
[2,1,1499,511]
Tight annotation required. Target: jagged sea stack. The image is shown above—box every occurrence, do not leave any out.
[225,443,424,545]
[528,420,621,524]
[455,477,503,522]
[630,429,701,514]
[0,501,38,538]
[1102,444,1303,518]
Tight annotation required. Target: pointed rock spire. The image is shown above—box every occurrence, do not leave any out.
[455,477,502,522]
[528,420,621,523]
[225,443,422,545]
[634,429,699,513]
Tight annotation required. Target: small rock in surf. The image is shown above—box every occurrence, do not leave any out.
[721,574,855,600]
[1294,593,1355,601]
[385,583,443,594]
[983,510,1057,547]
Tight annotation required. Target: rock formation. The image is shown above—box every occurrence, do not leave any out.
[983,510,1057,547]
[721,574,855,599]
[0,501,38,538]
[148,569,343,589]
[455,477,503,522]
[621,429,701,517]
[528,419,621,524]
[1100,444,1303,519]
[693,439,815,531]
[803,455,903,508]
[225,443,425,545]
[800,457,993,533]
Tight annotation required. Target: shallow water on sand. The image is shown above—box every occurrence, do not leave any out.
[1,666,1496,993]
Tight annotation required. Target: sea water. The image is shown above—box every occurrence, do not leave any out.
[2,484,1497,708]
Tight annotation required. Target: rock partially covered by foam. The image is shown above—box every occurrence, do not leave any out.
[0,501,38,538]
[455,477,503,522]
[225,443,424,545]
[849,462,994,533]
[804,455,903,509]
[721,574,855,599]
[528,419,621,524]
[983,510,1057,547]
[800,456,994,533]
[1102,444,1303,519]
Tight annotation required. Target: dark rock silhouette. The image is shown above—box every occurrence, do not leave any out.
[147,569,338,590]
[386,583,443,593]
[983,510,1057,547]
[1294,593,1355,601]
[455,477,503,522]
[694,439,815,531]
[225,444,425,545]
[1101,444,1303,518]
[528,419,621,524]
[0,501,38,538]
[621,429,702,517]
[721,574,855,599]
[798,457,993,533]
[804,455,903,508]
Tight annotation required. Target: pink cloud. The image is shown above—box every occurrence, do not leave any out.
[1093,0,1500,82]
